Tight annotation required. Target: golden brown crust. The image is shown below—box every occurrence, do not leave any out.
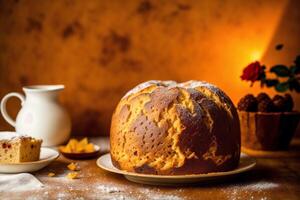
[110,80,240,175]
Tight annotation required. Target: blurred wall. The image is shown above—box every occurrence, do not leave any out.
[0,0,299,136]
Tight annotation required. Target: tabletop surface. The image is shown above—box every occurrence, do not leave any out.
[1,137,300,200]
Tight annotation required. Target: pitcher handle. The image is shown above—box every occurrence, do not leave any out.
[1,92,25,127]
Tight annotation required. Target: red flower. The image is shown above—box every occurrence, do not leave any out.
[241,61,265,86]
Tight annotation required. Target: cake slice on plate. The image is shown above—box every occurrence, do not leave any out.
[0,132,42,163]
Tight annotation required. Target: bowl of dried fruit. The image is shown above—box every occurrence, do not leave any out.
[59,138,100,159]
[238,48,300,151]
[237,93,300,151]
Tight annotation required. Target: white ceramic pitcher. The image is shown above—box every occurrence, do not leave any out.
[0,85,71,146]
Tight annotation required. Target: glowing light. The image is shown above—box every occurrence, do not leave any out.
[250,50,263,61]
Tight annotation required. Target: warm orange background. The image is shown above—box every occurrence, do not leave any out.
[0,0,299,136]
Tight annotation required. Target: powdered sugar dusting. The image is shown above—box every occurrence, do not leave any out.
[122,80,177,99]
[245,181,279,190]
[178,80,213,89]
[0,165,286,200]
[49,181,185,200]
[221,181,280,200]
[141,190,184,200]
[97,184,123,193]
[145,194,183,200]
[123,80,226,101]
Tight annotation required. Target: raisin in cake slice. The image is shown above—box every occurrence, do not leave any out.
[0,132,42,163]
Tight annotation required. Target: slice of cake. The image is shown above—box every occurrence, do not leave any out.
[0,132,42,163]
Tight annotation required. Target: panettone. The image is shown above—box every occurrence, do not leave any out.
[110,80,240,175]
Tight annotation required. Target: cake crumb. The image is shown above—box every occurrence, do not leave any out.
[67,162,79,171]
[66,172,79,179]
[48,172,55,177]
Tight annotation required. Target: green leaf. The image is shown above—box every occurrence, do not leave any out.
[264,79,279,87]
[270,65,290,77]
[289,78,300,92]
[275,44,284,50]
[275,82,289,92]
[290,65,300,75]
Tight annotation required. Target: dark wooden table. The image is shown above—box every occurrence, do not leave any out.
[1,137,300,200]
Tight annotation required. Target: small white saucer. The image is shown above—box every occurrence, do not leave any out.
[0,147,59,173]
[97,153,256,186]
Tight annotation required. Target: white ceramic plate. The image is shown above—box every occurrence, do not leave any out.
[97,153,256,186]
[0,147,59,173]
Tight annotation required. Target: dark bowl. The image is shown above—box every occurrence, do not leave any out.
[238,111,300,151]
